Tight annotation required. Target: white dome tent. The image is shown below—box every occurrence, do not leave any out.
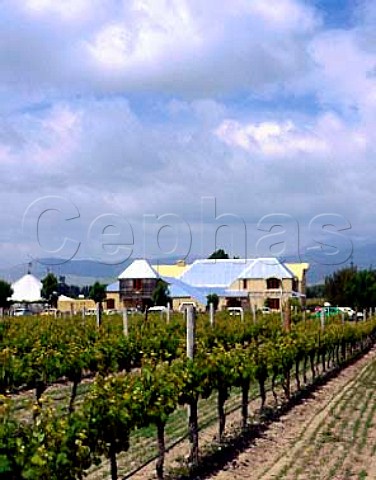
[11,274,42,303]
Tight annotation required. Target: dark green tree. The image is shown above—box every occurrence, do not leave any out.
[208,249,229,259]
[151,280,170,307]
[207,293,219,310]
[89,282,107,328]
[41,273,58,307]
[0,280,13,309]
[306,284,325,299]
[346,269,376,309]
[89,282,107,309]
[324,266,357,306]
[325,266,376,309]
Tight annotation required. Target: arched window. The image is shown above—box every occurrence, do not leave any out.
[267,278,281,289]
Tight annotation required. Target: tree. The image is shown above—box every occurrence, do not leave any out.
[208,249,229,259]
[325,266,376,309]
[306,284,325,299]
[151,280,170,307]
[207,293,219,310]
[0,280,13,309]
[346,269,376,309]
[89,282,107,328]
[324,266,357,306]
[89,282,107,309]
[41,273,58,307]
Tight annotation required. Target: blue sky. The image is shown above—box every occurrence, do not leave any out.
[0,0,375,269]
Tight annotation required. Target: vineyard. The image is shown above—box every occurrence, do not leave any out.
[1,312,376,480]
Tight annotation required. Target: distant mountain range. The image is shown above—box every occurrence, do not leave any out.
[1,243,375,286]
[0,258,129,286]
[0,256,184,286]
[284,242,376,285]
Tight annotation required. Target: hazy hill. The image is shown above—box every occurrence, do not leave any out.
[1,243,376,286]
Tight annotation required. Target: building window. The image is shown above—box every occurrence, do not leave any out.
[268,298,280,310]
[133,279,142,291]
[243,279,247,290]
[106,298,115,309]
[267,278,281,289]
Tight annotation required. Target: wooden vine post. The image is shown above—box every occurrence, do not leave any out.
[284,299,291,332]
[123,308,129,336]
[96,303,101,329]
[209,302,214,327]
[187,306,199,467]
[320,308,325,331]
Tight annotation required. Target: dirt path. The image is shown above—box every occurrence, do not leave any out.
[208,347,376,480]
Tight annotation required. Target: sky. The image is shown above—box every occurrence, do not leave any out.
[0,0,375,270]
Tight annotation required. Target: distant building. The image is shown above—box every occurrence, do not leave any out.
[152,260,189,278]
[118,259,160,310]
[108,258,309,312]
[57,295,95,314]
[171,258,303,311]
[11,274,42,303]
[285,263,309,305]
[105,281,122,310]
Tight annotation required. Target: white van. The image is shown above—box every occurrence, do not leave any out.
[13,307,32,317]
[148,306,167,312]
[226,307,243,316]
[338,307,355,319]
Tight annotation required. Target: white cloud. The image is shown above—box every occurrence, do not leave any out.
[0,0,319,98]
[246,0,319,32]
[20,0,106,23]
[0,1,375,264]
[88,24,134,69]
[0,95,375,264]
[308,29,376,110]
[215,119,328,157]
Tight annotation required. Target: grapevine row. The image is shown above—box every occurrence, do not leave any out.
[0,315,375,480]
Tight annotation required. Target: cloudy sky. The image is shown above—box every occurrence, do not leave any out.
[1,0,375,269]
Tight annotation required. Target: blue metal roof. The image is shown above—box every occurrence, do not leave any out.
[164,276,248,303]
[239,258,294,279]
[106,281,119,292]
[179,258,293,287]
[162,276,208,305]
[180,259,254,287]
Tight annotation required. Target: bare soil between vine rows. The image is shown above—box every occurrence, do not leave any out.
[128,346,376,480]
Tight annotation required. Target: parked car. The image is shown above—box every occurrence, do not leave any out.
[261,306,271,314]
[13,307,32,317]
[338,307,356,319]
[314,306,341,318]
[226,307,243,316]
[148,306,167,312]
[126,307,141,314]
